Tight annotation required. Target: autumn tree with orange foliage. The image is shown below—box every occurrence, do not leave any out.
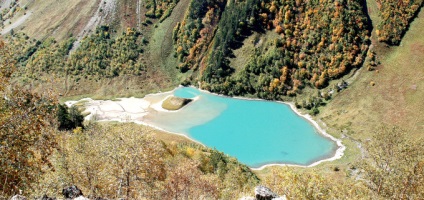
[195,0,369,99]
[376,0,423,45]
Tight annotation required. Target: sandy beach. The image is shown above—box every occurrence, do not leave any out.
[65,89,206,145]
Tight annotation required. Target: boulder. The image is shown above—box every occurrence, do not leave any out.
[10,195,27,200]
[40,195,56,200]
[161,96,192,110]
[62,185,83,199]
[255,186,278,200]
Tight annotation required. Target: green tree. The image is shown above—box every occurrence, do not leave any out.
[57,104,84,130]
[57,104,71,130]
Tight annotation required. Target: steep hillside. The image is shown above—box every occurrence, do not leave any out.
[171,0,371,108]
[1,0,421,160]
[1,0,102,40]
[1,0,191,99]
[320,3,424,138]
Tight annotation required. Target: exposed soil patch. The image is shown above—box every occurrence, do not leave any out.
[71,0,117,52]
[411,43,424,56]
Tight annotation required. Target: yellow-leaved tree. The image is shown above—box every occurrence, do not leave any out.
[262,167,373,199]
[0,39,58,197]
[361,126,424,199]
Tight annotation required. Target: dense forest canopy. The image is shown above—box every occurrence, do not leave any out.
[376,0,423,45]
[174,0,371,100]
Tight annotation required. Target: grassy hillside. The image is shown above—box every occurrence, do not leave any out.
[320,0,424,139]
[1,0,101,40]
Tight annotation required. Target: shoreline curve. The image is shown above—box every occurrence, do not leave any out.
[65,85,346,170]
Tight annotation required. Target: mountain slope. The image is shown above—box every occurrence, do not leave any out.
[320,0,424,138]
[1,0,101,40]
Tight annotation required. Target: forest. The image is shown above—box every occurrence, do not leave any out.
[173,0,227,72]
[174,0,370,101]
[376,0,423,44]
[145,0,180,22]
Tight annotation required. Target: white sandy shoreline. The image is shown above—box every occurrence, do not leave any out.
[65,85,345,170]
[250,102,345,170]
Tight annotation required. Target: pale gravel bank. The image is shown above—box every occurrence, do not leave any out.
[65,89,205,145]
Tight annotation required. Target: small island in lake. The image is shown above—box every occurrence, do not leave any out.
[161,96,193,111]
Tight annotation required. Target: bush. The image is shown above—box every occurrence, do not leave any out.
[57,104,84,131]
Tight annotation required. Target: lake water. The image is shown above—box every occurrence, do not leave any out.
[145,87,337,168]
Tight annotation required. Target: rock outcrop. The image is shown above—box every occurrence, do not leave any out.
[161,96,192,110]
[72,196,89,200]
[240,185,287,200]
[255,186,278,200]
[62,185,83,199]
[40,195,56,200]
[10,195,27,200]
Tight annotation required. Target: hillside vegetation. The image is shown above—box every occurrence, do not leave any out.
[174,0,370,100]
[321,0,424,138]
[0,0,101,40]
[1,0,424,199]
[376,0,423,45]
[35,123,259,199]
[20,26,144,78]
[1,0,191,99]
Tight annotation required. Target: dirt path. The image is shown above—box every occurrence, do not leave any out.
[136,0,141,29]
[1,12,32,35]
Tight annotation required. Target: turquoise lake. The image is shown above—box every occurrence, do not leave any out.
[146,87,337,168]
